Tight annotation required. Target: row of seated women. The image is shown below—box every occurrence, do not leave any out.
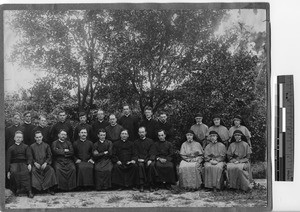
[179,130,252,192]
[6,127,252,198]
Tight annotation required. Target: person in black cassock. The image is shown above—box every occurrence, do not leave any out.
[6,131,34,198]
[22,111,36,146]
[73,112,93,142]
[5,113,25,188]
[5,113,25,150]
[30,131,57,195]
[51,129,76,191]
[105,114,124,143]
[133,126,154,192]
[50,110,73,143]
[91,109,109,143]
[139,106,158,141]
[157,111,174,141]
[118,105,139,141]
[73,128,95,189]
[93,128,113,190]
[149,129,177,190]
[111,129,139,190]
[31,115,52,146]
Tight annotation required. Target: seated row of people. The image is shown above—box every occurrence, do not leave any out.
[178,130,252,192]
[6,127,252,198]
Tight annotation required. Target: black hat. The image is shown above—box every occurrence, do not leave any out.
[186,130,195,135]
[212,114,221,120]
[79,112,86,117]
[209,130,219,136]
[233,130,244,136]
[195,113,203,118]
[233,115,242,121]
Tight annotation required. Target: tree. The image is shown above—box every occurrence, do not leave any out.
[8,10,116,113]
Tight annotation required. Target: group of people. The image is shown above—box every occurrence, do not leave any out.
[5,105,253,199]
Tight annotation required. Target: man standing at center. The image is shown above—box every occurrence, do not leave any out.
[73,112,93,142]
[73,128,95,190]
[105,114,124,143]
[118,105,139,142]
[22,111,36,146]
[50,110,73,143]
[139,106,158,141]
[190,113,209,148]
[92,109,109,143]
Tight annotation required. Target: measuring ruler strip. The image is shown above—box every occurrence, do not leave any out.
[275,75,294,181]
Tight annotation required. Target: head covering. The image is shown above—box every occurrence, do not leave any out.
[209,130,219,136]
[233,115,242,121]
[212,114,221,120]
[79,112,86,117]
[233,130,244,136]
[195,113,203,118]
[186,130,195,135]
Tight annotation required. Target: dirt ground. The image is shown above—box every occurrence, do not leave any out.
[5,179,267,209]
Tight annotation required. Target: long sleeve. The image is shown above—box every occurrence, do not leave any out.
[25,146,33,165]
[51,141,65,156]
[73,141,79,161]
[165,142,174,162]
[66,141,74,157]
[6,147,12,172]
[112,143,119,163]
[45,144,52,164]
[215,144,226,162]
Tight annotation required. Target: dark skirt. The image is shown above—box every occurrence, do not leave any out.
[9,163,31,193]
[54,160,76,191]
[94,159,113,190]
[137,162,150,185]
[76,161,94,187]
[32,165,57,191]
[150,161,177,184]
[111,163,139,187]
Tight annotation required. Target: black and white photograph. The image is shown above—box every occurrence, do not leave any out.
[2,3,270,210]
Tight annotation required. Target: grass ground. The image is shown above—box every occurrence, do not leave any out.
[5,179,267,209]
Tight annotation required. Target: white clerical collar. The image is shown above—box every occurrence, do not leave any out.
[59,139,65,143]
[25,121,31,124]
[122,139,126,142]
[80,139,86,142]
[125,114,130,117]
[98,119,104,123]
[197,122,202,125]
[111,123,117,127]
[141,137,146,140]
[15,142,21,146]
[99,140,105,143]
[39,124,45,128]
[147,117,152,121]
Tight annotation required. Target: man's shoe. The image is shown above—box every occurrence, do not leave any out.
[149,186,154,192]
[47,189,55,195]
[139,186,144,192]
[132,187,138,191]
[28,191,34,198]
[165,184,172,190]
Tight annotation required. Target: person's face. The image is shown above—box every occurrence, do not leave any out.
[58,112,67,122]
[158,131,166,141]
[234,119,241,126]
[13,115,21,125]
[159,114,167,122]
[58,131,67,141]
[98,132,106,141]
[39,117,47,127]
[195,117,203,123]
[145,110,152,119]
[14,133,23,144]
[210,134,218,143]
[24,113,31,123]
[213,118,220,126]
[79,115,87,123]
[109,115,117,125]
[120,131,129,140]
[186,133,193,142]
[97,110,105,120]
[234,134,242,142]
[79,129,88,140]
[123,106,130,115]
[138,128,146,138]
[35,133,43,144]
